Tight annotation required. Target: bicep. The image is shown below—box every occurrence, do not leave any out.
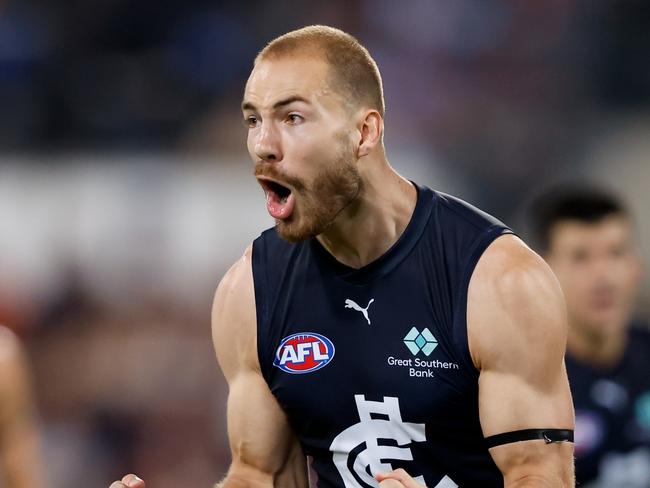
[478,361,574,486]
[468,237,574,485]
[475,284,574,440]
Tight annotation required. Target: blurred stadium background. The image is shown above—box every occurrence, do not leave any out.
[0,0,648,486]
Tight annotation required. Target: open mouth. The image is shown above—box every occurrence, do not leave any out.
[262,179,292,203]
[257,177,295,219]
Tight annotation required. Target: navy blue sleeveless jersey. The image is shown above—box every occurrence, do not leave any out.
[252,184,511,488]
[567,326,650,486]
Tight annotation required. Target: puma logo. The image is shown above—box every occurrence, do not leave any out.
[344,298,375,325]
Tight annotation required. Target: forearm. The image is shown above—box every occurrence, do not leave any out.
[214,472,307,488]
[214,463,307,488]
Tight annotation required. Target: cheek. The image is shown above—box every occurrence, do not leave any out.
[555,267,590,300]
[285,136,318,161]
[246,133,256,156]
[565,278,590,301]
[286,123,347,155]
[618,260,641,293]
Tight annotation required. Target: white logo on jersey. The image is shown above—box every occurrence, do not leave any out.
[329,395,458,488]
[345,298,375,325]
[279,341,329,365]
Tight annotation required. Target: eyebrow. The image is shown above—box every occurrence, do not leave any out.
[241,95,310,112]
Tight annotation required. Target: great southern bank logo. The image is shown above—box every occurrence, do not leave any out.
[388,327,459,378]
[403,327,438,356]
[274,332,335,374]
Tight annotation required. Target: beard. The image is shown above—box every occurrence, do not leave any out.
[255,145,361,243]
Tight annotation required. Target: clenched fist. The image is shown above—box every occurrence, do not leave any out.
[109,474,145,488]
[376,468,427,487]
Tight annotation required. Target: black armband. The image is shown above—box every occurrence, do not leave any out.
[484,429,574,449]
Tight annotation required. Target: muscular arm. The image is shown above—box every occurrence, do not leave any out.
[212,246,308,488]
[0,327,43,488]
[468,235,575,487]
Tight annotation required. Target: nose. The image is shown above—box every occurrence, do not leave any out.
[253,121,283,163]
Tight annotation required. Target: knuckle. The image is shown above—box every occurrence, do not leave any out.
[379,480,403,488]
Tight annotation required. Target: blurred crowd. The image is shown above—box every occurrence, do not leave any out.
[1,1,648,187]
[0,0,649,487]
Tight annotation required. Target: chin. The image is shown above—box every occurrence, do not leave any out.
[585,312,628,336]
[275,220,318,243]
[275,205,339,243]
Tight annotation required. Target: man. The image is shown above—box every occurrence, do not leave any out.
[529,187,650,487]
[0,325,43,488]
[111,25,574,488]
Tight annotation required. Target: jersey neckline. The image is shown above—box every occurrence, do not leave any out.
[309,183,435,285]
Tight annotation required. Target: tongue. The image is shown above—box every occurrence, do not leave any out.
[266,190,294,219]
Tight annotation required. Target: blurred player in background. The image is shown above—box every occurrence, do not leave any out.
[529,187,650,487]
[0,325,43,488]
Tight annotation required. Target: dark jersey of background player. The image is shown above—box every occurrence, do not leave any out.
[529,186,650,487]
[253,185,510,488]
[567,325,650,485]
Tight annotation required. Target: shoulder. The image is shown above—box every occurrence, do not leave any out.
[629,324,650,344]
[433,190,508,231]
[471,234,560,294]
[627,325,650,366]
[211,245,259,379]
[467,234,568,373]
[427,190,512,274]
[214,245,254,308]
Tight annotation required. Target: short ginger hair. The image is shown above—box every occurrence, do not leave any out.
[256,25,385,117]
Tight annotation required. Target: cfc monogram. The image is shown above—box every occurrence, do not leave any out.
[329,395,458,488]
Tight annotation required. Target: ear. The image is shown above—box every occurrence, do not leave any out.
[356,110,383,158]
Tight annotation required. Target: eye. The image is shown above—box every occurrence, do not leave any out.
[243,115,259,128]
[286,113,303,125]
[570,249,589,264]
[609,245,628,258]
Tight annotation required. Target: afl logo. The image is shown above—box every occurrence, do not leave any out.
[273,332,335,374]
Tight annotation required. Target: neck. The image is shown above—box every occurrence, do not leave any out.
[316,156,417,269]
[566,320,627,369]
